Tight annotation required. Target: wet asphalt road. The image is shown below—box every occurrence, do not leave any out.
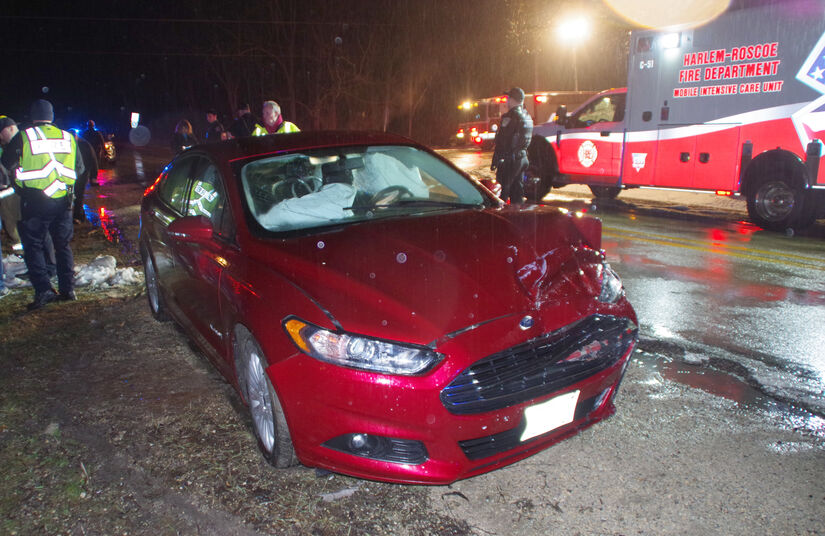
[100,145,825,431]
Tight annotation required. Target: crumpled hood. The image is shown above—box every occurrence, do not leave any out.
[256,206,602,344]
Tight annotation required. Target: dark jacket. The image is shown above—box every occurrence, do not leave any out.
[492,105,533,165]
[171,132,199,154]
[81,127,105,153]
[204,120,225,143]
[230,112,257,139]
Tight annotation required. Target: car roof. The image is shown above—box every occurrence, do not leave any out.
[192,130,423,163]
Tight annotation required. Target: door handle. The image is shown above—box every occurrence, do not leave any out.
[680,152,690,163]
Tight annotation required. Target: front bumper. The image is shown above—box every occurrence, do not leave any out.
[269,312,637,484]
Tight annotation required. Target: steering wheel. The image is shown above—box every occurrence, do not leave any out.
[273,177,319,201]
[369,185,414,206]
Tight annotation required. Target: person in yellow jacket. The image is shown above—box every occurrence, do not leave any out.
[1,99,85,310]
[251,100,300,136]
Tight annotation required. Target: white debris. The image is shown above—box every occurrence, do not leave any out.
[2,253,143,290]
[74,255,117,287]
[2,254,28,287]
[318,486,360,502]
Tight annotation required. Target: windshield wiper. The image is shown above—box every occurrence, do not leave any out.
[347,199,482,211]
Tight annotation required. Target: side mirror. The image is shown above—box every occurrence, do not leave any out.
[167,215,214,244]
[555,105,568,126]
[479,178,502,197]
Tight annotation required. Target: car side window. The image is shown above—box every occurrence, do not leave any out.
[158,157,195,214]
[187,159,235,242]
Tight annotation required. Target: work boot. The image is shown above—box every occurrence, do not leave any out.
[58,290,77,301]
[27,288,57,311]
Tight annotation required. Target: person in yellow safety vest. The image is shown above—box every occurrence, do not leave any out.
[0,99,85,310]
[251,100,300,136]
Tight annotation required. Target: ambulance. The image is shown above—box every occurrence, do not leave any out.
[527,1,825,231]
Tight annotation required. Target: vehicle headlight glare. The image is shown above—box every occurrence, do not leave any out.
[284,317,441,375]
[598,263,624,303]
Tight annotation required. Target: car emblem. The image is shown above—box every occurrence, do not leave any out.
[519,315,534,330]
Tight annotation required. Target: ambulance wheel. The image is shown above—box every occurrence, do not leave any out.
[746,171,813,232]
[523,164,548,202]
[525,139,555,202]
[589,185,622,199]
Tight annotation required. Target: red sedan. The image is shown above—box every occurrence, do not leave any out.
[139,131,638,484]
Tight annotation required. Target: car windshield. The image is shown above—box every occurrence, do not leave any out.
[239,144,489,233]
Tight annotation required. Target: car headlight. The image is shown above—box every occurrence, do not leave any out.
[597,263,624,303]
[283,317,442,375]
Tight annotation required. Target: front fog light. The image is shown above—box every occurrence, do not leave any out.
[283,317,442,375]
[324,433,428,465]
[598,263,624,303]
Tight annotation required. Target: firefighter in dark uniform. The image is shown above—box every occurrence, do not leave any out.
[1,99,84,310]
[491,87,533,204]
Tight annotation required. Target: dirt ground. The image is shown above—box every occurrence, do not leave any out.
[0,156,823,535]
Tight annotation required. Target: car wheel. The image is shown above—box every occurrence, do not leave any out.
[746,170,814,232]
[142,251,169,321]
[589,185,622,199]
[238,333,298,468]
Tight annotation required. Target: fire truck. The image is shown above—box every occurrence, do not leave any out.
[456,91,595,148]
[527,1,825,231]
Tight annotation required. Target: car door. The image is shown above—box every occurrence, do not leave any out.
[557,93,626,182]
[145,155,199,321]
[171,157,235,369]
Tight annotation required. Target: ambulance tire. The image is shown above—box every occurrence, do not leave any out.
[746,170,814,232]
[589,185,622,200]
[525,140,555,202]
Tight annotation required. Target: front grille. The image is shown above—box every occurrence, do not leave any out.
[440,315,637,415]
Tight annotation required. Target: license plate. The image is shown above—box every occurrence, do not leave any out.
[520,390,580,442]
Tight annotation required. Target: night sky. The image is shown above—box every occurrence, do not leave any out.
[1,0,757,145]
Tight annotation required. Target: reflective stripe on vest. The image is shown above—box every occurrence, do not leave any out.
[16,126,77,198]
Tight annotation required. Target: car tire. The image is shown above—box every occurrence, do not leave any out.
[237,332,298,468]
[142,251,169,322]
[746,168,814,232]
[589,185,622,199]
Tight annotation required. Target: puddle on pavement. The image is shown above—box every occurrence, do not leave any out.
[633,350,825,439]
[83,204,141,264]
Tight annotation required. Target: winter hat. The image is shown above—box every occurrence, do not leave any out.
[30,99,54,122]
[0,115,16,131]
[506,87,525,103]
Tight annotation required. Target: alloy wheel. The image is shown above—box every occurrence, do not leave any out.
[246,350,275,453]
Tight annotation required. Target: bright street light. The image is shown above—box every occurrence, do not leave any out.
[557,16,591,91]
